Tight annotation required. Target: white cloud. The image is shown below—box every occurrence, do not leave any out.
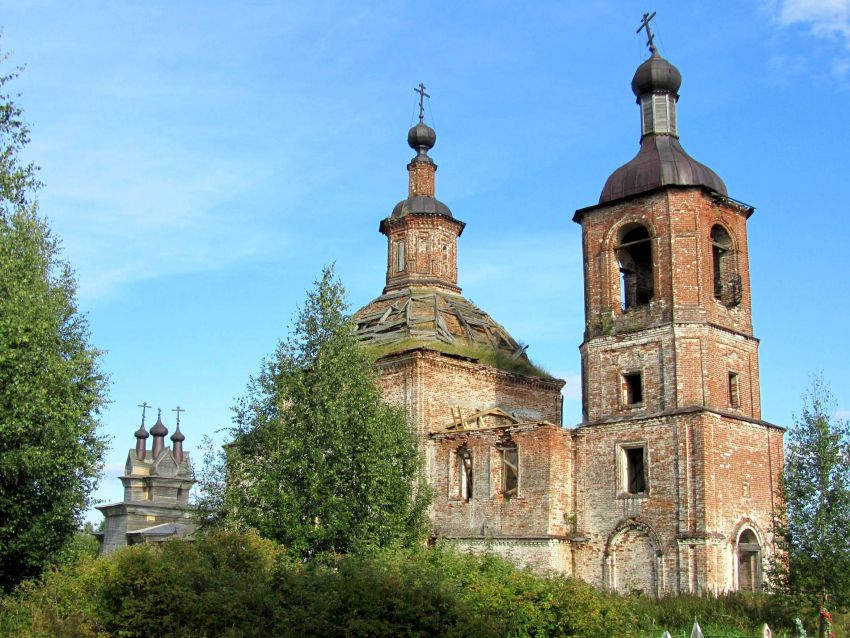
[771,0,850,43]
[40,140,280,301]
[834,409,850,420]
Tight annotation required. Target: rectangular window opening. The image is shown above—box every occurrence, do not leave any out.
[458,448,473,500]
[624,446,647,495]
[501,445,518,497]
[395,240,405,273]
[728,372,740,409]
[623,372,643,405]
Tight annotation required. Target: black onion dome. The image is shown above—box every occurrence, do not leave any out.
[631,52,682,97]
[390,195,453,219]
[134,424,149,439]
[170,425,185,442]
[600,135,727,203]
[407,121,436,151]
[150,415,168,437]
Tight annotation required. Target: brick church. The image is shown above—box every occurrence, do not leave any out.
[354,31,783,595]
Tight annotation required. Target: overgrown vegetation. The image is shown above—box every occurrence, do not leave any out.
[0,531,836,638]
[770,375,850,629]
[363,337,552,379]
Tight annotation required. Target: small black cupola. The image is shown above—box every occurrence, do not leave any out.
[134,422,149,461]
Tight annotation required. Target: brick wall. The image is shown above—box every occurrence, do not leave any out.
[430,423,572,542]
[578,187,754,341]
[578,186,762,422]
[375,349,563,437]
[572,410,782,593]
[381,215,464,294]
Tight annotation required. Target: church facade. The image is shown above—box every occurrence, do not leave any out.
[354,40,783,595]
[96,410,196,553]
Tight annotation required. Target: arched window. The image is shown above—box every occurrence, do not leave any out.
[617,225,653,310]
[737,529,762,591]
[711,225,741,307]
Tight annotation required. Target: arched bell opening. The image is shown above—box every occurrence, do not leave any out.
[616,225,654,310]
[711,224,741,307]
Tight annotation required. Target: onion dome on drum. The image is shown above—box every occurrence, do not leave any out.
[599,49,727,204]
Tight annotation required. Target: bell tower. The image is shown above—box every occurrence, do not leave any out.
[569,15,783,596]
[573,42,760,424]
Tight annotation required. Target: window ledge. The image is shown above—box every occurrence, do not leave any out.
[616,491,649,500]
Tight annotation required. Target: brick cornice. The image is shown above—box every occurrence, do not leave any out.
[572,184,754,224]
[441,535,570,543]
[374,347,563,390]
[574,405,784,432]
[379,213,465,236]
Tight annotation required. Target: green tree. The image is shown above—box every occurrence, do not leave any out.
[0,47,108,591]
[771,375,850,619]
[198,265,429,560]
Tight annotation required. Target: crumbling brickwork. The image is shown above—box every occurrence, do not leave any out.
[430,423,572,543]
[569,185,782,594]
[374,349,563,443]
[364,183,782,595]
[576,187,760,423]
[381,215,464,294]
[358,52,783,593]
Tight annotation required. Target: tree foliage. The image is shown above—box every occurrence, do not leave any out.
[197,266,429,559]
[0,45,107,592]
[771,375,850,612]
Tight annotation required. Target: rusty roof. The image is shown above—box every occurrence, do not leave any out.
[599,134,727,204]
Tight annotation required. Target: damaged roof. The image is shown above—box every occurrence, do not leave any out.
[353,287,550,378]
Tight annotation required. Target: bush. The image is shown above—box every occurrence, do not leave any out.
[0,531,838,637]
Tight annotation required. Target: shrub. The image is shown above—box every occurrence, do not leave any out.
[0,532,839,638]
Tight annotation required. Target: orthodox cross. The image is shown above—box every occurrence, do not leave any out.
[172,405,185,428]
[637,11,658,54]
[137,401,151,426]
[414,82,430,122]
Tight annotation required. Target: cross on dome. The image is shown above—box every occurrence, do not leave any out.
[172,405,185,428]
[637,11,657,55]
[137,401,151,426]
[414,82,430,122]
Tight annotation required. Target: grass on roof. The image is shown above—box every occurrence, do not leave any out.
[361,338,554,379]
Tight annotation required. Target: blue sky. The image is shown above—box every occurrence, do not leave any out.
[1,1,848,523]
